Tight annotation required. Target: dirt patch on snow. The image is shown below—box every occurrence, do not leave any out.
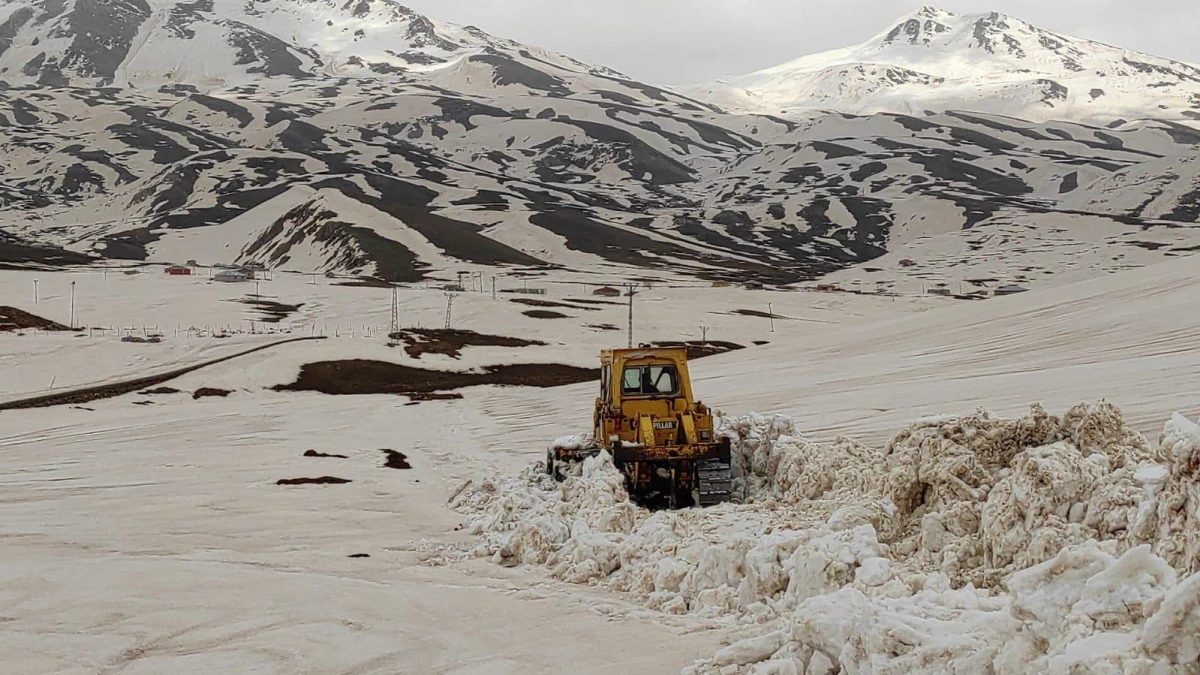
[335,277,393,288]
[509,298,599,311]
[567,298,624,306]
[238,298,303,323]
[192,387,232,399]
[586,323,621,332]
[381,449,412,469]
[390,328,546,360]
[0,337,325,411]
[138,387,181,395]
[276,476,352,485]
[407,392,464,403]
[651,340,745,360]
[523,310,571,319]
[304,450,348,459]
[0,306,71,332]
[273,360,598,396]
[729,308,792,320]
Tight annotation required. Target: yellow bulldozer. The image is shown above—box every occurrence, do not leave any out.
[547,346,733,508]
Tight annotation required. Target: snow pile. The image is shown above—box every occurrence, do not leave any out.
[691,542,1200,675]
[450,403,1200,673]
[722,402,1179,588]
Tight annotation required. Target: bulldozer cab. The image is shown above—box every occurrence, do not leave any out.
[595,347,721,454]
[598,348,694,433]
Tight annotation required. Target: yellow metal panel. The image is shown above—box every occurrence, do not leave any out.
[681,414,698,445]
[639,416,657,447]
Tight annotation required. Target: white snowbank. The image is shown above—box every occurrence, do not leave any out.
[451,403,1200,673]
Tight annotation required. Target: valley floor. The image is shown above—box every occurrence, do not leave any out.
[0,259,1197,672]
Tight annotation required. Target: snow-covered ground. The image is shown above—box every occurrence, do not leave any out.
[0,253,1197,673]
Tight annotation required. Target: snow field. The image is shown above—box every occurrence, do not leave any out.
[451,403,1200,674]
[0,254,1197,672]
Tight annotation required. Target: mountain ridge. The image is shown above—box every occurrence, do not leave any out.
[1,2,1197,290]
[682,5,1200,128]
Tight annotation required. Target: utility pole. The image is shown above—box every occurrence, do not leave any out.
[444,292,457,330]
[625,283,638,348]
[768,302,775,333]
[491,275,496,300]
[70,281,76,329]
[389,285,399,340]
[33,278,38,304]
[700,325,710,343]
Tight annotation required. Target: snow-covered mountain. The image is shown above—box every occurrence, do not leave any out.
[2,1,1198,285]
[683,6,1200,127]
[0,0,632,89]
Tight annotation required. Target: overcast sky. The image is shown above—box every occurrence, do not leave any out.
[400,1,1200,85]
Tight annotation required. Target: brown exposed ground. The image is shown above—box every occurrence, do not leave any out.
[508,298,599,311]
[523,310,571,319]
[304,450,348,459]
[0,306,71,332]
[381,449,411,469]
[138,387,181,395]
[0,337,325,410]
[238,298,304,323]
[566,298,624,306]
[730,308,792,320]
[407,392,464,402]
[276,476,352,485]
[390,328,545,359]
[651,341,746,360]
[273,360,598,396]
[586,323,621,332]
[192,388,233,399]
[335,277,393,288]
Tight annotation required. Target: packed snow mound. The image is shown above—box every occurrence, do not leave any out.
[451,403,1200,674]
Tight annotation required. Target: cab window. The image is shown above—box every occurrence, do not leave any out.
[621,365,679,396]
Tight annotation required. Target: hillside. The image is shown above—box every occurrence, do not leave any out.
[0,1,1197,287]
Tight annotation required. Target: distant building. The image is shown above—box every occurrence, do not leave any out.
[165,265,191,276]
[593,286,621,297]
[744,281,764,290]
[186,259,198,267]
[214,269,249,283]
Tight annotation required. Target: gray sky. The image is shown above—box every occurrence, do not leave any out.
[401,1,1200,85]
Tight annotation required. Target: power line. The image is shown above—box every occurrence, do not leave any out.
[444,292,457,330]
[625,283,638,348]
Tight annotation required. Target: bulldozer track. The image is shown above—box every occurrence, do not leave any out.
[696,459,733,506]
